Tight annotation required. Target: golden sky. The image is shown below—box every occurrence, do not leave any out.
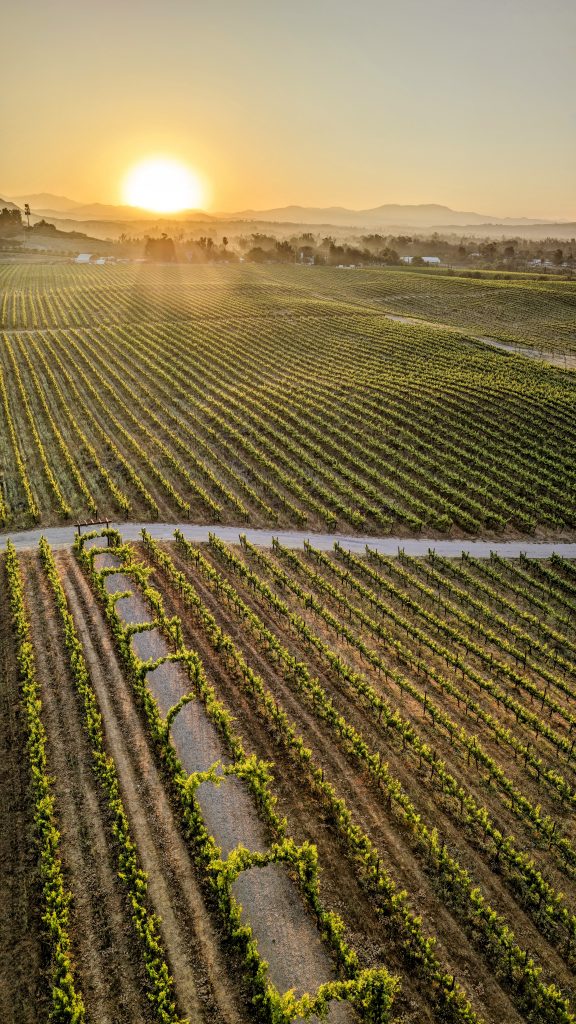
[1,0,575,219]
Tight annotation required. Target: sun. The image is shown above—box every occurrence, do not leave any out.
[123,157,204,213]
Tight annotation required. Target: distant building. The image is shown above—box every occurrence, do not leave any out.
[74,253,116,265]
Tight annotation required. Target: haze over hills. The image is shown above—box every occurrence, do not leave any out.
[3,193,575,243]
[226,203,554,228]
[7,194,214,223]
[6,194,564,228]
[10,193,84,213]
[0,197,22,212]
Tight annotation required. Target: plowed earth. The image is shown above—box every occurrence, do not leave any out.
[0,559,45,1024]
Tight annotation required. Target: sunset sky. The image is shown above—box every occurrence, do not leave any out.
[1,0,574,219]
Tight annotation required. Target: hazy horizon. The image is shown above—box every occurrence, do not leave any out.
[2,0,575,220]
[3,191,572,224]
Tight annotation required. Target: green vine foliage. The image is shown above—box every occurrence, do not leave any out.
[39,536,188,1024]
[75,528,399,1023]
[177,530,575,1024]
[4,541,85,1022]
[151,529,484,1024]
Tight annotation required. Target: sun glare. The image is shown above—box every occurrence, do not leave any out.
[123,157,204,213]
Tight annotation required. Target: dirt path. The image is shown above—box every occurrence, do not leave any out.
[382,313,576,369]
[65,551,352,1021]
[0,557,45,1024]
[21,552,156,1024]
[58,551,250,1024]
[473,335,576,369]
[1,520,576,557]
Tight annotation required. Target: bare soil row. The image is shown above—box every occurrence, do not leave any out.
[4,547,253,1023]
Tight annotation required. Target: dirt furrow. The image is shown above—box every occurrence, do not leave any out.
[22,552,156,1024]
[58,550,250,1024]
[274,578,576,858]
[82,549,355,1021]
[0,556,45,1024]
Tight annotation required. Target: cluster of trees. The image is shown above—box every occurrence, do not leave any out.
[141,233,232,263]
[244,239,300,263]
[237,233,398,266]
[106,224,576,273]
[230,229,575,271]
[186,235,231,262]
[0,207,22,236]
[361,233,575,270]
[144,233,177,262]
[28,218,88,240]
[0,209,90,249]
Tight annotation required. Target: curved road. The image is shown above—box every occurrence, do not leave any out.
[1,520,576,558]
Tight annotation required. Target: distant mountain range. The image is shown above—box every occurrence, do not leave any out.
[3,193,574,244]
[4,193,565,228]
[6,193,214,223]
[10,193,84,213]
[224,203,555,228]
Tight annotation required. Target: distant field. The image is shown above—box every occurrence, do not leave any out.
[288,264,576,354]
[0,262,575,535]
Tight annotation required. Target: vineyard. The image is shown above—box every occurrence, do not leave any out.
[1,258,576,1023]
[2,527,576,1023]
[0,263,575,536]
[284,265,576,355]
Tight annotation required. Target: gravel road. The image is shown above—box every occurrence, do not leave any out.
[1,521,576,558]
